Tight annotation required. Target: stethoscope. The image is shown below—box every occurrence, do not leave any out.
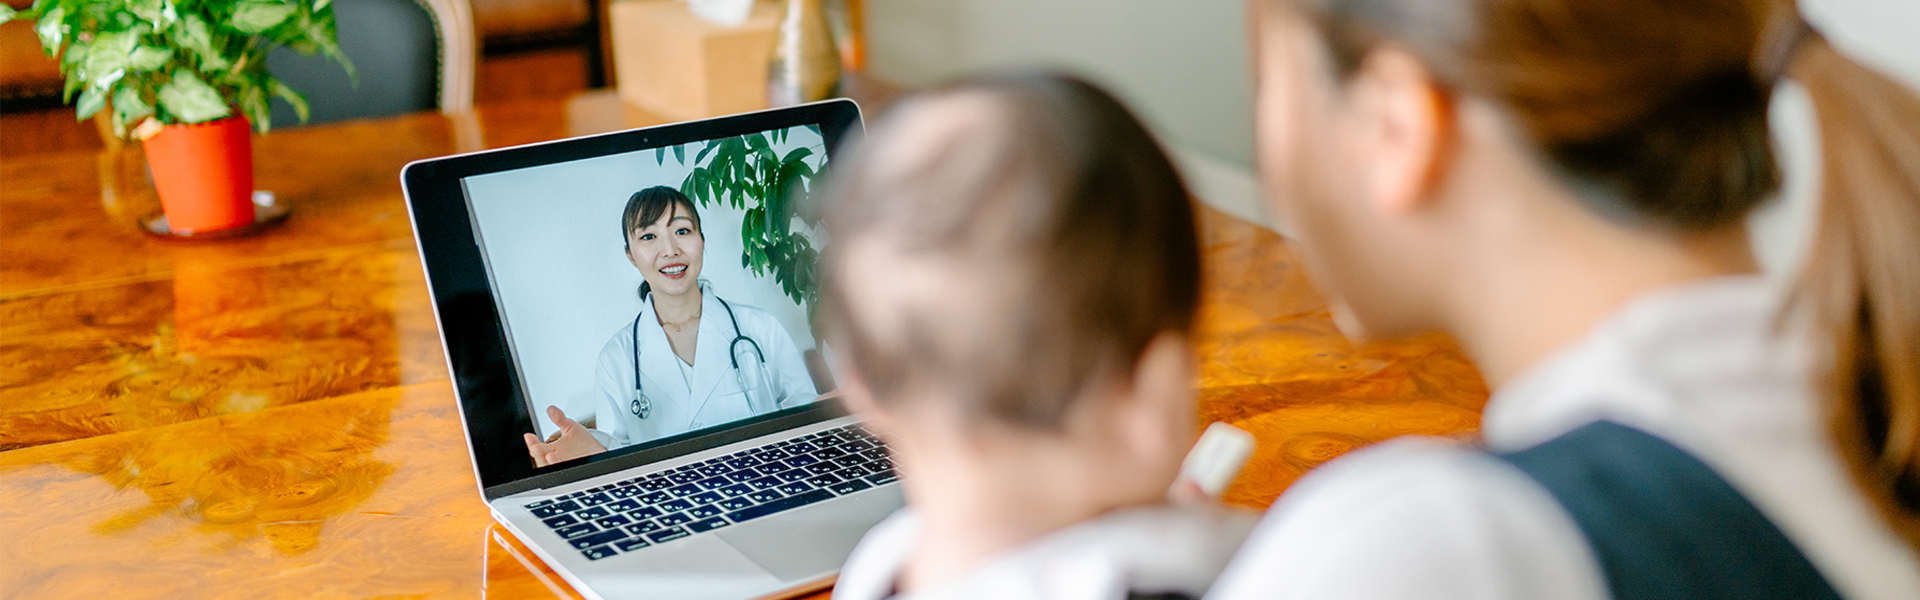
[629,290,765,420]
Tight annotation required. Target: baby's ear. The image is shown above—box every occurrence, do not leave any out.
[1118,333,1199,457]
[1132,333,1196,407]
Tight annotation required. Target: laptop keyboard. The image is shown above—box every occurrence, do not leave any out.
[521,423,898,561]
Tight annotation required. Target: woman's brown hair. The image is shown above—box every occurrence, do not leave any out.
[1276,0,1920,547]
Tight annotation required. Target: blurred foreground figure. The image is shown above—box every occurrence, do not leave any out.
[1213,0,1920,598]
[818,72,1255,600]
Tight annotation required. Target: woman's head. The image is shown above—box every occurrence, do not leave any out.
[622,186,705,298]
[1254,0,1920,549]
[819,72,1202,500]
[1251,0,1800,340]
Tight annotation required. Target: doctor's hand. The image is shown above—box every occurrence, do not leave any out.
[524,406,607,467]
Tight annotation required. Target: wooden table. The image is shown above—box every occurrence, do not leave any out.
[0,91,1488,599]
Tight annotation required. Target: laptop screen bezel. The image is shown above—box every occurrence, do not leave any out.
[400,99,863,500]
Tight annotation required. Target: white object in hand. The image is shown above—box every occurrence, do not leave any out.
[1177,422,1256,498]
[685,0,755,26]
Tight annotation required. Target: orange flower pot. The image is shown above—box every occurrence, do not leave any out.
[142,116,255,233]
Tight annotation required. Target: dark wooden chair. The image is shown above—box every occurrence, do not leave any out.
[267,0,478,126]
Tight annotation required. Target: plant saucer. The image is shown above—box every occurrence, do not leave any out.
[139,191,292,239]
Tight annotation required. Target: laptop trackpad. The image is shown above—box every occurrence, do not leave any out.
[717,486,905,581]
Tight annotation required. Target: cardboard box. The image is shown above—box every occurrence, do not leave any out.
[610,0,779,121]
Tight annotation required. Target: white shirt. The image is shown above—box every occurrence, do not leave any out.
[587,282,819,448]
[1207,276,1920,600]
[835,504,1258,600]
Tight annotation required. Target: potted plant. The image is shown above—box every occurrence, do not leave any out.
[661,126,833,388]
[2,0,350,234]
[661,127,825,317]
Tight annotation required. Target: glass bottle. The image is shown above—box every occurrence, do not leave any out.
[825,0,865,72]
[767,0,842,106]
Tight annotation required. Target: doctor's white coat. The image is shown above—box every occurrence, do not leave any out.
[585,289,818,449]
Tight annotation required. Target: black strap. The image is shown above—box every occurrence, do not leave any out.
[1494,420,1843,600]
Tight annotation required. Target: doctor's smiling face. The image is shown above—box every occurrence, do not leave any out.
[622,186,706,299]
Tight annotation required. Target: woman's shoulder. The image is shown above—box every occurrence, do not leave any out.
[1207,436,1608,600]
[598,320,635,356]
[1269,437,1516,505]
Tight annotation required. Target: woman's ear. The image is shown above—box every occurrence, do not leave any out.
[1349,46,1454,216]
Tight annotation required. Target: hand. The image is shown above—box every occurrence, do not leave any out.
[524,406,607,467]
[1168,477,1212,505]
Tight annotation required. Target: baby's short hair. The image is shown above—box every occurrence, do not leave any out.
[819,72,1201,430]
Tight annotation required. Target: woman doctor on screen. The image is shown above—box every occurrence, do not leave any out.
[524,186,818,467]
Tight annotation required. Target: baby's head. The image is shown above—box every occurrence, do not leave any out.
[820,72,1202,511]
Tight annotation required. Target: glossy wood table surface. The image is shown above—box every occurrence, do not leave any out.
[0,91,1487,599]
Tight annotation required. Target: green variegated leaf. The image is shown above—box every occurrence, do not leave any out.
[83,31,137,79]
[240,82,270,133]
[114,85,154,120]
[61,37,86,71]
[173,15,229,71]
[157,69,229,123]
[63,71,82,101]
[91,68,125,90]
[231,0,294,33]
[0,5,17,25]
[25,0,351,133]
[128,0,163,23]
[268,77,307,123]
[34,7,64,51]
[74,85,106,120]
[127,46,170,71]
[303,8,354,81]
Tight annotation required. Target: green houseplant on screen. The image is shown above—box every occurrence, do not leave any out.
[1,0,352,234]
[658,127,826,326]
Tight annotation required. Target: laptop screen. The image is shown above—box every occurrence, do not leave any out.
[458,123,837,469]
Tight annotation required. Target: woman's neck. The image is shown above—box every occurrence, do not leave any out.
[652,285,703,326]
[1449,201,1760,388]
[1415,104,1760,388]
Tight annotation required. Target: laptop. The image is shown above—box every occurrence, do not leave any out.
[400,99,903,600]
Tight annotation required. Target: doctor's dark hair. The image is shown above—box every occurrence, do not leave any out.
[1270,0,1920,549]
[817,72,1201,430]
[622,185,704,298]
[621,185,703,252]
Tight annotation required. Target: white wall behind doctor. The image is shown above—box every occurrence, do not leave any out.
[463,126,828,438]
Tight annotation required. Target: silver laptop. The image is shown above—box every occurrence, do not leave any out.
[400,100,902,600]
